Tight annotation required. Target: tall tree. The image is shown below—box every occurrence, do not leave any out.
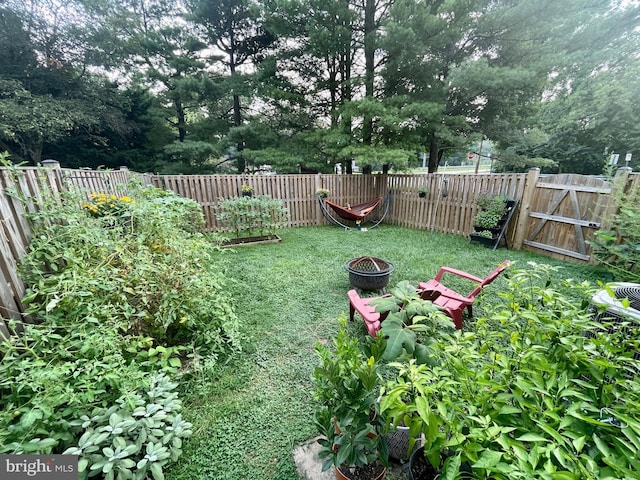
[381,0,490,172]
[190,0,276,172]
[0,2,135,164]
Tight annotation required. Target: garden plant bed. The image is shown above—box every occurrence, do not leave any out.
[221,234,282,247]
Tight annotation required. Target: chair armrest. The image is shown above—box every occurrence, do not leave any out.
[434,266,484,284]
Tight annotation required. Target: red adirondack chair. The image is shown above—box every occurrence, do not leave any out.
[348,261,510,335]
[417,260,511,330]
[347,288,441,336]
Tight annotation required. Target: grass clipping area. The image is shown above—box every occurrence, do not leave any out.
[167,226,608,480]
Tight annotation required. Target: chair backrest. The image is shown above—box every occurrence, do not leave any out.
[468,260,511,299]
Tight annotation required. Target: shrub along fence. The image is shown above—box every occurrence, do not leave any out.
[1,164,638,336]
[0,166,149,336]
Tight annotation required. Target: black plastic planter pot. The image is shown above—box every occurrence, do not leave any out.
[408,447,438,480]
[344,256,395,291]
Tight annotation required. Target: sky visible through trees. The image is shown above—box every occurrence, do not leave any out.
[0,0,638,174]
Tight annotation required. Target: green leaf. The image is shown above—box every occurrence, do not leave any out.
[441,453,462,480]
[472,449,503,468]
[572,436,586,453]
[21,408,44,428]
[149,462,164,480]
[592,433,611,458]
[517,433,548,442]
[380,317,416,360]
[498,405,522,415]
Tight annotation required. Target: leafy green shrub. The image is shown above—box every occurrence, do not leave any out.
[138,187,205,233]
[0,176,238,480]
[0,319,155,454]
[313,320,388,473]
[590,181,640,282]
[474,194,508,229]
[64,374,192,480]
[381,263,640,479]
[19,185,239,354]
[216,195,287,238]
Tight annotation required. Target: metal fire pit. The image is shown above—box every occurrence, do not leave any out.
[344,256,395,291]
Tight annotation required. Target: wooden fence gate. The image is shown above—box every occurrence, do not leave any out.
[513,169,617,262]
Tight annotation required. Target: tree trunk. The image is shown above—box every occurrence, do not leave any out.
[362,0,375,145]
[174,96,187,143]
[340,1,352,138]
[229,37,244,172]
[428,134,439,173]
[328,61,339,127]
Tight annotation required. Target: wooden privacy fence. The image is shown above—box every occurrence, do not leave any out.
[1,165,638,335]
[513,168,639,262]
[151,173,389,230]
[151,172,526,234]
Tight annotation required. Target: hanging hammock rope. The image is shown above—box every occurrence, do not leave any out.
[316,192,390,230]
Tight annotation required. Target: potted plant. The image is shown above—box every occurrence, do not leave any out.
[418,188,429,198]
[473,194,508,231]
[313,320,388,480]
[241,184,254,197]
[470,194,512,247]
[316,188,331,198]
[379,360,451,480]
[367,282,452,463]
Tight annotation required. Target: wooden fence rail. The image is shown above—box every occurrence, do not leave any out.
[1,165,638,336]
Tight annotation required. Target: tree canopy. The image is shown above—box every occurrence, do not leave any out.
[1,0,638,174]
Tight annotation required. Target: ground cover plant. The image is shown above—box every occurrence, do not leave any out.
[164,226,611,480]
[0,180,239,479]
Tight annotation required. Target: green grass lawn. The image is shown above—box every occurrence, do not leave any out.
[166,225,610,480]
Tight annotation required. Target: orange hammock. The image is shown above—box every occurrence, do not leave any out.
[324,197,383,222]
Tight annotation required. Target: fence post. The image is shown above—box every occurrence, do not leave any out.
[512,167,540,250]
[314,173,322,226]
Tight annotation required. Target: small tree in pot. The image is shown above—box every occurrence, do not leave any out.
[313,319,389,480]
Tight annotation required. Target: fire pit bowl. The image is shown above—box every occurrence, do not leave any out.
[344,256,395,291]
